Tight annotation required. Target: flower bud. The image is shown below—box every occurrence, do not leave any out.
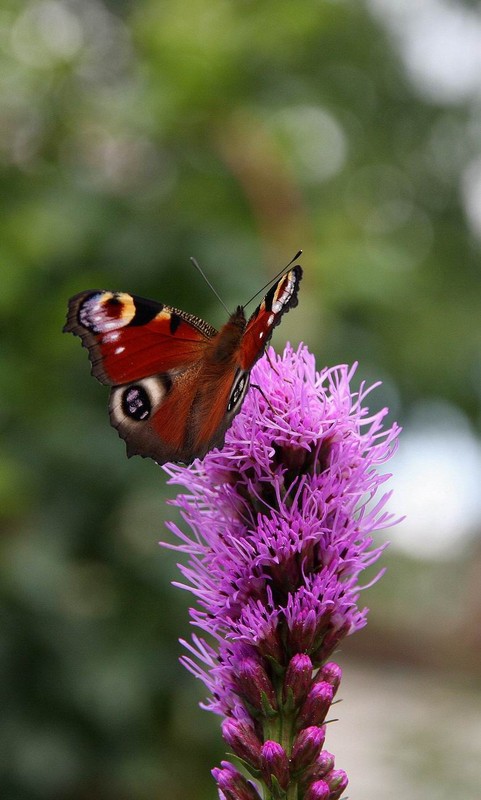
[298,681,334,728]
[300,749,337,791]
[236,658,277,714]
[288,608,318,652]
[260,740,289,791]
[221,718,262,769]
[317,662,342,696]
[257,622,284,664]
[303,780,330,800]
[212,761,262,800]
[314,622,350,662]
[326,769,349,799]
[311,750,335,780]
[283,653,313,706]
[291,725,326,773]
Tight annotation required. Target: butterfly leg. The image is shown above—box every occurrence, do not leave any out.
[250,382,275,414]
[264,349,293,384]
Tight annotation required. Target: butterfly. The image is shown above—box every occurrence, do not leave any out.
[64,263,302,465]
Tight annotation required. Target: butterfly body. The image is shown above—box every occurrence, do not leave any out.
[64,265,302,464]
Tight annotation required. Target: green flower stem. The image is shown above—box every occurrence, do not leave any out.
[262,682,299,799]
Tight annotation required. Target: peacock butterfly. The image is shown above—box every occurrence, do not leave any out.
[64,263,302,465]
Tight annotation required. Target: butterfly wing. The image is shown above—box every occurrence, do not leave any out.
[64,290,217,384]
[64,290,218,463]
[109,363,207,464]
[239,265,302,371]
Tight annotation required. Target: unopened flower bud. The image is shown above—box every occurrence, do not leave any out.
[291,725,326,773]
[312,750,335,779]
[300,749,336,791]
[288,608,318,652]
[314,623,350,662]
[260,740,289,791]
[236,658,277,713]
[298,681,334,728]
[317,662,342,696]
[326,769,349,799]
[221,719,262,769]
[303,779,330,800]
[212,761,262,800]
[257,622,284,664]
[283,653,313,706]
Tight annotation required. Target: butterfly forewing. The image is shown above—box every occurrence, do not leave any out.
[64,290,216,385]
[240,266,302,371]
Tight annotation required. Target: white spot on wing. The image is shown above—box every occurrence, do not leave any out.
[103,331,120,343]
[272,272,296,313]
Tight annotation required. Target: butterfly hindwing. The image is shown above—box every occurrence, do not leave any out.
[109,368,203,464]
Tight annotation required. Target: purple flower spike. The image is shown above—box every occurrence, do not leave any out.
[164,344,401,798]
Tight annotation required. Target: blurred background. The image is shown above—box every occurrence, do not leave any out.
[1,0,481,798]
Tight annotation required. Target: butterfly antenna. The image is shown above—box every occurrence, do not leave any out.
[190,256,230,315]
[243,249,302,309]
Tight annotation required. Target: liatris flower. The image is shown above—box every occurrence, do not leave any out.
[163,344,400,799]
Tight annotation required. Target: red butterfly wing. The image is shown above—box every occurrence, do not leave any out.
[109,366,205,464]
[64,290,216,385]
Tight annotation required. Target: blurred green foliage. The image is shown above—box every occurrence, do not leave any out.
[1,1,481,798]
